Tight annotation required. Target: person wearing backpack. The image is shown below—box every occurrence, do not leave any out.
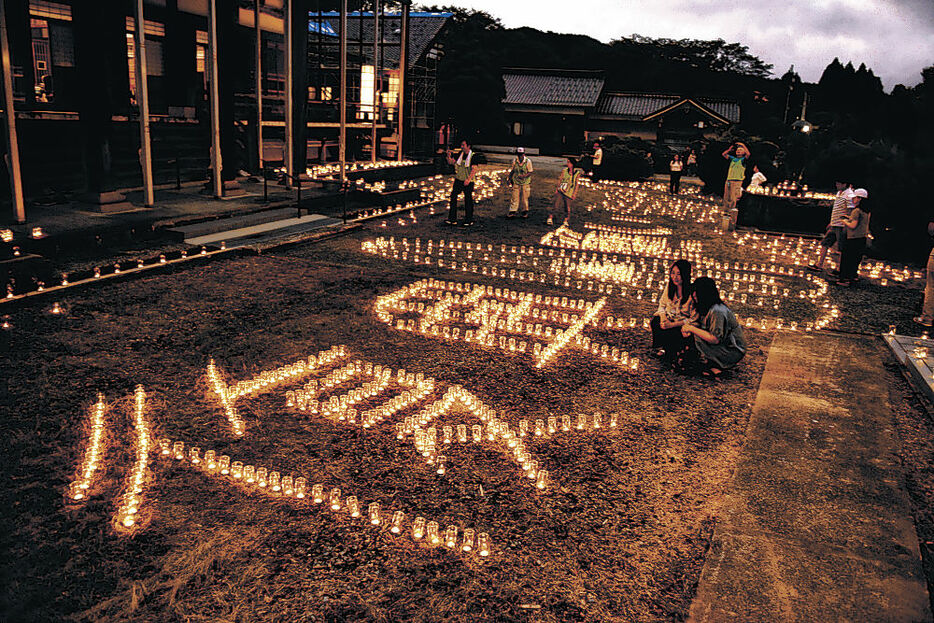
[836,188,870,287]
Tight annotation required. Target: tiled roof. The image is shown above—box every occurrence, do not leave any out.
[596,92,740,123]
[503,70,605,108]
[596,93,680,117]
[317,12,451,70]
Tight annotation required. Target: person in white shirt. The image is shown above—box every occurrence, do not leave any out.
[590,142,603,180]
[669,155,683,194]
[747,165,767,190]
[808,179,854,272]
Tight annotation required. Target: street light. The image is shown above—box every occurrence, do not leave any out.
[791,119,811,134]
[790,118,813,182]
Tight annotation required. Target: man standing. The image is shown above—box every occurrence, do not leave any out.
[548,157,581,226]
[591,141,603,181]
[808,179,854,272]
[446,139,477,226]
[721,142,750,216]
[506,147,533,219]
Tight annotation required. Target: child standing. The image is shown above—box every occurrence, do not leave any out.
[836,188,870,286]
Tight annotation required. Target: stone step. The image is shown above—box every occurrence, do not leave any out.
[183,213,342,247]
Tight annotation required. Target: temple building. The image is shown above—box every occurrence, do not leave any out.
[503,68,740,154]
[0,0,451,205]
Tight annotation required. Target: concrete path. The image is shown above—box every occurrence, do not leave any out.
[690,331,931,622]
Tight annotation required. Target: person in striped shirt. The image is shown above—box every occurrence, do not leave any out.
[808,179,855,272]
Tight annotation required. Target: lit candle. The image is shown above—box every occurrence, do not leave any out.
[390,511,405,534]
[347,495,360,518]
[462,528,475,552]
[369,502,381,525]
[477,532,491,557]
[329,488,342,511]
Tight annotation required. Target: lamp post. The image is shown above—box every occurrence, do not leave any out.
[791,118,812,183]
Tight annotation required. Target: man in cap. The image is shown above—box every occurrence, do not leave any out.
[506,147,533,219]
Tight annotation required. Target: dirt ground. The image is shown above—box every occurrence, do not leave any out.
[1,167,931,622]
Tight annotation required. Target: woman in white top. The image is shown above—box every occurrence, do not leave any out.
[650,259,697,361]
[669,155,683,194]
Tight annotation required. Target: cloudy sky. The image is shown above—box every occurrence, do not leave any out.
[449,0,934,90]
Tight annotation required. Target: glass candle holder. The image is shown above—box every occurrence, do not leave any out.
[281,475,294,496]
[412,516,426,539]
[244,465,256,484]
[188,446,201,465]
[593,413,601,429]
[346,495,360,518]
[390,511,405,534]
[461,528,475,552]
[477,532,491,557]
[436,455,447,476]
[427,521,440,545]
[231,461,244,480]
[369,502,381,525]
[312,484,324,503]
[443,425,453,444]
[457,424,468,443]
[160,438,171,455]
[69,482,85,501]
[269,471,281,492]
[256,467,268,488]
[576,413,587,430]
[609,413,618,428]
[218,455,231,475]
[562,415,571,432]
[445,525,458,548]
[204,450,217,470]
[534,419,544,436]
[294,477,306,498]
[329,488,341,511]
[472,424,482,443]
[547,417,557,434]
[536,469,548,490]
[173,441,185,460]
[519,419,529,437]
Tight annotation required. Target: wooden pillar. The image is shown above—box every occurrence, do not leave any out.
[395,0,408,161]
[73,0,133,211]
[370,0,379,162]
[254,0,263,173]
[216,0,243,191]
[289,0,308,180]
[0,0,24,222]
[134,0,154,207]
[338,0,346,181]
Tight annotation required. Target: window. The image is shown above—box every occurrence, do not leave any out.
[29,0,71,21]
[29,2,74,103]
[126,17,166,104]
[512,122,522,136]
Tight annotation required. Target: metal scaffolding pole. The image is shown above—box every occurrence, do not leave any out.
[206,0,222,197]
[370,0,379,163]
[254,0,263,173]
[0,0,25,223]
[395,0,408,161]
[134,0,154,207]
[283,0,293,187]
[338,0,346,182]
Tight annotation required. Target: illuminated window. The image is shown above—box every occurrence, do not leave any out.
[126,17,166,105]
[29,0,72,21]
[321,86,332,101]
[195,30,208,92]
[358,65,375,120]
[512,122,522,136]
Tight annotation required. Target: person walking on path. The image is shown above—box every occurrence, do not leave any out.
[680,277,747,376]
[914,216,934,327]
[808,179,854,273]
[836,188,870,287]
[590,142,603,181]
[548,157,582,226]
[669,154,683,194]
[446,139,477,226]
[506,147,533,219]
[721,142,750,218]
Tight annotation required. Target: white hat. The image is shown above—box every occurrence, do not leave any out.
[854,188,868,198]
[516,147,525,153]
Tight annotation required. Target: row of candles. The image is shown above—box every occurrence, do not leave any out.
[155,439,491,556]
[206,345,348,435]
[375,278,639,369]
[362,236,838,329]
